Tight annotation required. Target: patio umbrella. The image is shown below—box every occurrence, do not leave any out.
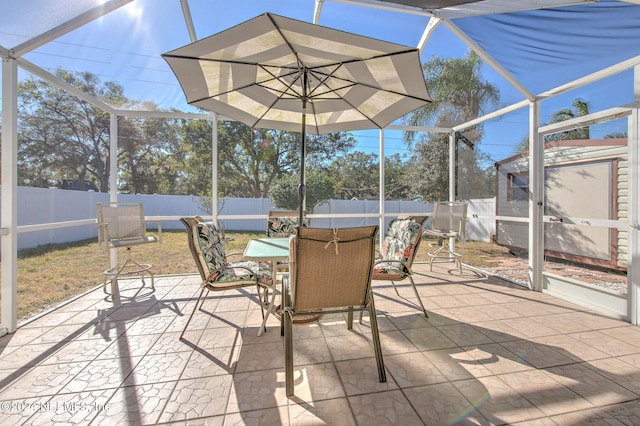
[163,12,431,223]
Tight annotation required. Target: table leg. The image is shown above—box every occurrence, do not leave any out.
[257,262,278,336]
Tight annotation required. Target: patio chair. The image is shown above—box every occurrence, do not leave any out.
[282,225,385,397]
[266,210,308,274]
[180,216,273,339]
[423,201,468,272]
[397,213,429,227]
[96,202,162,294]
[266,210,304,238]
[372,217,428,318]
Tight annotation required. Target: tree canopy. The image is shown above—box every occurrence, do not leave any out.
[16,59,503,207]
[403,51,499,202]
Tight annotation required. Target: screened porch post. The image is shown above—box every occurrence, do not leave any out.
[528,100,543,292]
[448,130,456,254]
[629,65,640,325]
[379,128,385,248]
[108,113,118,272]
[211,113,218,226]
[1,58,18,333]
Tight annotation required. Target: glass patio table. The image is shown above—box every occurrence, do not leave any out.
[244,237,290,336]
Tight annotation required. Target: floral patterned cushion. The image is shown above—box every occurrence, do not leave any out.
[192,219,272,287]
[266,215,309,238]
[218,260,273,287]
[194,220,227,275]
[373,218,422,280]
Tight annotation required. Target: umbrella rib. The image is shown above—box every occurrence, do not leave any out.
[266,13,303,71]
[307,67,430,104]
[250,67,306,129]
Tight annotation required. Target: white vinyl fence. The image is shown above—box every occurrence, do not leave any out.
[1,186,496,250]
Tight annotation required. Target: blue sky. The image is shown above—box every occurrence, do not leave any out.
[15,0,638,164]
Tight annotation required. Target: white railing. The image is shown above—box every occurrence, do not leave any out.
[0,186,496,249]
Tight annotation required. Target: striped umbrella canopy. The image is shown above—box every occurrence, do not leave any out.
[163,12,431,221]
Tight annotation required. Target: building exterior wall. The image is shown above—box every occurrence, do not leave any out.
[495,139,628,270]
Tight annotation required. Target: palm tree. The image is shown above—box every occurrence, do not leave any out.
[517,98,593,151]
[546,98,591,141]
[403,50,499,144]
[402,51,499,201]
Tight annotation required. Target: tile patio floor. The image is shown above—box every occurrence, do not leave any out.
[1,262,640,425]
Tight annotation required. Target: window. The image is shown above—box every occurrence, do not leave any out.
[508,173,528,202]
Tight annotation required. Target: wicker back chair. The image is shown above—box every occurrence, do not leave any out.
[266,210,309,238]
[180,216,273,339]
[283,225,385,397]
[266,210,309,274]
[373,217,428,318]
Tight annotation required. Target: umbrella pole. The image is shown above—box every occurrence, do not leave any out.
[299,72,308,226]
[298,102,306,226]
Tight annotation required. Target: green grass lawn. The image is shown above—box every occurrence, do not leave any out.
[1,229,511,322]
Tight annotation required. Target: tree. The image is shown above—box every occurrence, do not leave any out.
[117,112,183,194]
[327,152,412,200]
[404,51,499,143]
[545,98,591,141]
[268,170,334,211]
[328,152,379,200]
[215,121,356,198]
[18,70,128,190]
[517,98,593,152]
[404,132,449,202]
[178,119,215,196]
[403,52,499,201]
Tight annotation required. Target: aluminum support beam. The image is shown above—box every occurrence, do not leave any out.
[180,0,198,42]
[211,113,219,225]
[1,58,18,333]
[17,57,116,114]
[379,129,386,248]
[443,20,533,101]
[448,131,458,253]
[528,101,543,292]
[417,17,441,53]
[629,65,640,325]
[108,115,119,273]
[10,0,132,58]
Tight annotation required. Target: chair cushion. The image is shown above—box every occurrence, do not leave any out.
[373,261,408,280]
[379,219,421,263]
[194,221,227,275]
[373,218,422,281]
[266,216,309,237]
[218,260,273,287]
[193,220,272,287]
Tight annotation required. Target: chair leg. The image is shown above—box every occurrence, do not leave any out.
[284,309,295,397]
[281,275,291,337]
[407,276,428,318]
[428,243,445,271]
[367,294,386,383]
[390,280,401,297]
[257,283,277,337]
[180,286,207,340]
[428,238,463,272]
